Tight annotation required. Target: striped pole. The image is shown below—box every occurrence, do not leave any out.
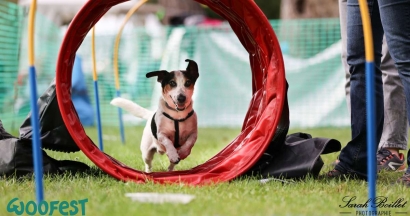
[28,0,44,203]
[358,0,377,212]
[91,27,104,152]
[113,0,148,145]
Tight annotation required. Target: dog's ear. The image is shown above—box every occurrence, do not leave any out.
[146,70,169,83]
[185,59,199,82]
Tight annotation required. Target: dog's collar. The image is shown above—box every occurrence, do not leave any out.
[151,110,195,148]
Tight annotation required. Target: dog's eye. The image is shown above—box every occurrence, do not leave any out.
[184,80,192,87]
[169,81,177,87]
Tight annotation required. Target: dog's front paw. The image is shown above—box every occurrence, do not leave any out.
[173,158,180,164]
[167,151,180,164]
[178,148,191,160]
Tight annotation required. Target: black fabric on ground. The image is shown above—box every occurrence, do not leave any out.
[0,120,90,177]
[19,79,80,153]
[242,83,341,179]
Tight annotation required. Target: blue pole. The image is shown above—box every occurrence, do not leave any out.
[366,61,377,212]
[93,80,104,151]
[116,90,125,144]
[29,66,44,203]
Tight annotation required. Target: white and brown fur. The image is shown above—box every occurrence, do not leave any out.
[110,59,199,172]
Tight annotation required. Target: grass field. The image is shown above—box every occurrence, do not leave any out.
[1,126,409,216]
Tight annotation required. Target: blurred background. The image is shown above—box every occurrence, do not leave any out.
[0,0,346,130]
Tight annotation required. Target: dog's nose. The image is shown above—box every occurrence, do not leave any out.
[177,95,186,103]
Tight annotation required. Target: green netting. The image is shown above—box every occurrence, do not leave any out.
[0,2,61,130]
[0,2,348,130]
[0,1,23,130]
[271,19,347,127]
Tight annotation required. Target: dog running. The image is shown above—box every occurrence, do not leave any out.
[110,59,199,172]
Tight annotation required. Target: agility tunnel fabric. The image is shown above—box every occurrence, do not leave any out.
[55,0,287,185]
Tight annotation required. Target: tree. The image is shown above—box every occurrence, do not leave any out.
[158,0,205,24]
[159,0,283,22]
[280,0,339,19]
[254,0,282,20]
[277,0,340,58]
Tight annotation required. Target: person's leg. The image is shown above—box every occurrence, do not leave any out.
[379,36,408,154]
[339,0,351,114]
[376,36,408,172]
[378,0,410,175]
[338,0,407,173]
[340,0,406,154]
[332,0,385,178]
[333,0,347,166]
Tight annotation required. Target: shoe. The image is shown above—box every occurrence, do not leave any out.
[396,173,410,187]
[326,169,344,178]
[324,169,364,180]
[377,148,406,172]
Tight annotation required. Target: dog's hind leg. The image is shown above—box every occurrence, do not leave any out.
[142,147,156,173]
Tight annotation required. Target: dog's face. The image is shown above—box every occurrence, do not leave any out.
[146,59,199,111]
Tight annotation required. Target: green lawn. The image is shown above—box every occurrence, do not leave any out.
[1,126,409,216]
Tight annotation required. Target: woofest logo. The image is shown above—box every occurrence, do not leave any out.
[6,198,88,216]
[339,196,408,216]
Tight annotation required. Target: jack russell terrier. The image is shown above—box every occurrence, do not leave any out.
[110,59,199,172]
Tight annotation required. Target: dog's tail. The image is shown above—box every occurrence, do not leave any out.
[110,97,154,120]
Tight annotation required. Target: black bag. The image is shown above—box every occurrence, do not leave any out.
[0,80,89,177]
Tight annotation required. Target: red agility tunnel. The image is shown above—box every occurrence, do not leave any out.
[55,0,286,185]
